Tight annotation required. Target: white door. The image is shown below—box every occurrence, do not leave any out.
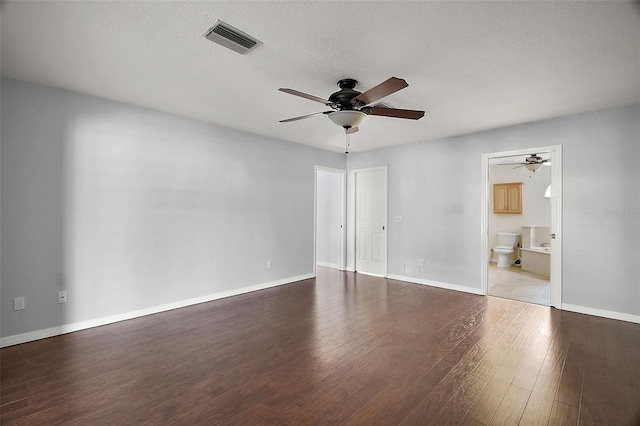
[315,167,346,271]
[355,167,387,276]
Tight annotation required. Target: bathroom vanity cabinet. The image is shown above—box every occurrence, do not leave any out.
[493,182,522,214]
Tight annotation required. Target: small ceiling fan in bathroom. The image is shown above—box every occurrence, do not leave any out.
[500,154,550,173]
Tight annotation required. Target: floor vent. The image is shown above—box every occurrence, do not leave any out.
[203,20,262,55]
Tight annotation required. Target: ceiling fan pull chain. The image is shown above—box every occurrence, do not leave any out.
[345,130,350,155]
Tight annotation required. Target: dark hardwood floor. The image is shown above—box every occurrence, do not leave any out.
[2,267,639,425]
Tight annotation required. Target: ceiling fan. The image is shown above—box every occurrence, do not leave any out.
[278,77,425,137]
[501,154,550,172]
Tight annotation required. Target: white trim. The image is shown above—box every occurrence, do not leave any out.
[316,261,341,270]
[0,273,314,348]
[357,271,386,278]
[340,170,346,271]
[481,154,490,296]
[352,165,389,173]
[562,304,640,324]
[314,166,347,272]
[387,274,484,296]
[481,145,563,308]
[389,276,640,325]
[549,146,562,307]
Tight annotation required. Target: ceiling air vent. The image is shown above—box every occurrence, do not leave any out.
[203,20,262,55]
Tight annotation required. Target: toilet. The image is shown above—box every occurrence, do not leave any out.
[494,232,520,267]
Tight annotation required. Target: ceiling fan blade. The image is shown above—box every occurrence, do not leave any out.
[351,77,408,106]
[278,88,329,104]
[513,165,525,169]
[279,111,330,123]
[346,126,359,134]
[366,106,425,120]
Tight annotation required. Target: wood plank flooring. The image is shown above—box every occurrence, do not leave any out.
[1,267,639,425]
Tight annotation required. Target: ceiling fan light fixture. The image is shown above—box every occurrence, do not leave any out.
[328,110,367,129]
[525,163,543,172]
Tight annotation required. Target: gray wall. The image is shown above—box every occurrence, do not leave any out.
[2,77,638,340]
[316,170,342,268]
[1,78,345,337]
[347,105,640,317]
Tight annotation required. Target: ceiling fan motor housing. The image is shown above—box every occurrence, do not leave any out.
[329,79,362,109]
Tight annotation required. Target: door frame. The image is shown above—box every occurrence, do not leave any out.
[314,166,346,274]
[353,165,388,277]
[481,145,563,308]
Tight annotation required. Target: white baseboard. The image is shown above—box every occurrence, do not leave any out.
[387,274,484,296]
[7,274,636,348]
[388,276,640,324]
[0,273,314,348]
[316,261,341,270]
[561,303,640,324]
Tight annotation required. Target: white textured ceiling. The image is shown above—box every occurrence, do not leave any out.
[1,1,639,153]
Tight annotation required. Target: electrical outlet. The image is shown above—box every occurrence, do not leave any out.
[267,260,272,269]
[419,259,424,267]
[58,290,68,304]
[14,297,25,311]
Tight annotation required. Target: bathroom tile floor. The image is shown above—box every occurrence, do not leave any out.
[488,262,550,306]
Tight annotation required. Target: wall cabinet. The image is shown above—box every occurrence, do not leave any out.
[493,182,522,214]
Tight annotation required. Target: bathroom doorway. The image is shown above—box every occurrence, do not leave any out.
[481,146,563,308]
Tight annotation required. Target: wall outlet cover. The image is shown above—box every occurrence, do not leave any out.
[58,290,68,304]
[14,297,25,311]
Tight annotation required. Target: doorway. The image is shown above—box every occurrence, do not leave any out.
[481,146,562,308]
[354,166,388,276]
[314,166,346,272]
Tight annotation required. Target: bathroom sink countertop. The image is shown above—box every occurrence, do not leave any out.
[522,246,551,253]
